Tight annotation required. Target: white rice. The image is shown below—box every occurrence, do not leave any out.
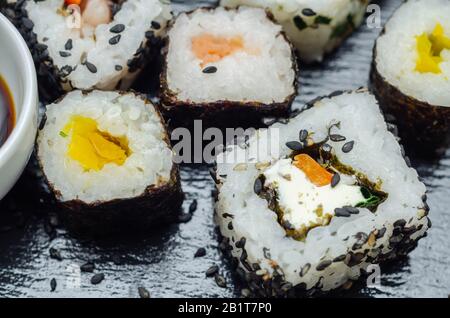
[37,90,173,204]
[165,7,296,104]
[215,90,428,291]
[221,0,369,63]
[26,0,171,90]
[375,0,450,107]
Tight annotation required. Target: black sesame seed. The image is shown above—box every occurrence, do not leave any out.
[90,273,104,285]
[299,129,308,142]
[49,247,62,261]
[35,43,48,52]
[222,213,234,219]
[60,65,73,77]
[300,263,311,277]
[342,141,355,153]
[109,34,121,45]
[39,113,47,130]
[333,254,346,263]
[80,262,95,273]
[227,222,233,230]
[50,278,57,292]
[64,39,73,50]
[202,66,217,74]
[21,17,34,30]
[235,237,246,249]
[110,24,125,33]
[344,206,359,214]
[254,178,263,195]
[188,199,198,214]
[138,287,150,298]
[206,265,219,277]
[286,141,303,151]
[85,62,97,73]
[329,90,344,98]
[334,208,351,217]
[59,51,71,57]
[194,247,206,258]
[394,219,406,228]
[115,65,123,71]
[178,213,192,223]
[39,49,49,60]
[151,21,161,30]
[346,252,365,267]
[293,15,307,30]
[330,134,346,142]
[331,173,340,188]
[377,227,387,239]
[302,8,316,16]
[215,274,227,288]
[316,260,332,271]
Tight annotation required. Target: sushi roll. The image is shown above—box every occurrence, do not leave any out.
[37,90,183,235]
[370,0,450,156]
[160,7,298,127]
[1,0,171,101]
[221,0,370,63]
[214,89,430,297]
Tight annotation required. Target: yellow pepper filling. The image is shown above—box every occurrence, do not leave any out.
[61,116,130,171]
[416,23,450,74]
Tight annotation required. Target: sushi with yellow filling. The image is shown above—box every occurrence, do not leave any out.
[37,90,183,235]
[370,0,450,156]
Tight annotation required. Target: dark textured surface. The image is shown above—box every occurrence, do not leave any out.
[0,0,449,298]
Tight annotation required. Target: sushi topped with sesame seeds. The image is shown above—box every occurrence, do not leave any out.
[214,89,430,296]
[221,0,370,63]
[1,0,171,100]
[160,6,298,127]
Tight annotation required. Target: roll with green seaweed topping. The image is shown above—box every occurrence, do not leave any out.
[221,0,370,63]
[160,6,298,127]
[370,0,450,156]
[37,90,183,235]
[1,0,171,101]
[214,89,430,296]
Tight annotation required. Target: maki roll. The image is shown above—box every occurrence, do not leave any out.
[2,0,171,101]
[37,90,183,235]
[370,0,450,156]
[160,7,298,127]
[214,89,430,296]
[221,0,370,63]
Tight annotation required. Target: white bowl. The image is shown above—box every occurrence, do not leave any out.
[0,13,38,200]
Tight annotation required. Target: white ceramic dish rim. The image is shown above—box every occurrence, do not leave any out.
[0,13,37,167]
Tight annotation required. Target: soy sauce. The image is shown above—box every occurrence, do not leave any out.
[0,75,15,146]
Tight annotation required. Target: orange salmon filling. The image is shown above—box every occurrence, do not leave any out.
[293,154,333,187]
[191,34,245,67]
